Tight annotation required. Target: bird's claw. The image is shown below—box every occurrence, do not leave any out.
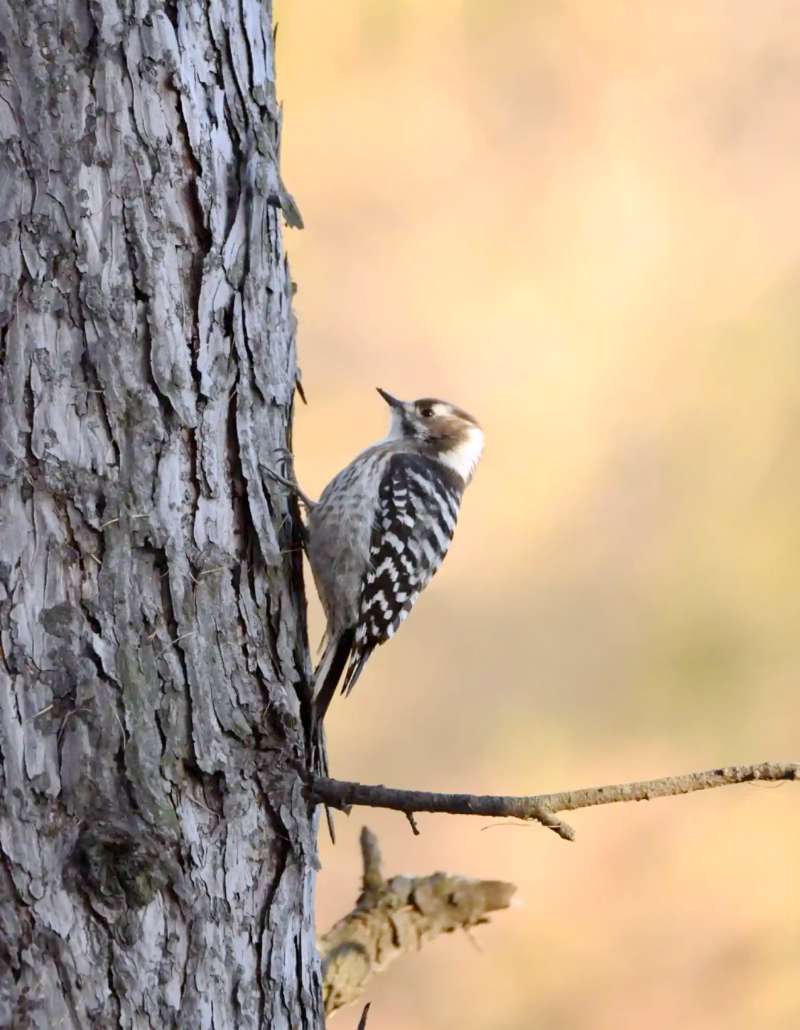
[262,453,316,512]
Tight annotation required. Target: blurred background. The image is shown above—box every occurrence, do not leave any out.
[274,1,800,1027]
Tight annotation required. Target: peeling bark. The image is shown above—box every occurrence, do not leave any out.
[0,0,319,1026]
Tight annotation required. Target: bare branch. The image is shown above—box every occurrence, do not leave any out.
[309,762,800,842]
[359,826,385,895]
[320,827,516,1016]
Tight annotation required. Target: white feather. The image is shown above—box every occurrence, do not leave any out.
[439,425,484,483]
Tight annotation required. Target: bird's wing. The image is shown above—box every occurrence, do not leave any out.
[341,452,464,695]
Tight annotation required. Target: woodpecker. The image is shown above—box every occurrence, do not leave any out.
[306,388,484,735]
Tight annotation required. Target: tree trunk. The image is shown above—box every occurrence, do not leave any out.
[0,0,320,1026]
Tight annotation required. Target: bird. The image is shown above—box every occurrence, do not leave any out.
[305,388,484,744]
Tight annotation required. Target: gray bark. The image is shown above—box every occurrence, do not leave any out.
[0,0,320,1027]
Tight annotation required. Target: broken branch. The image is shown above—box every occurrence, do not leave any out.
[320,827,516,1016]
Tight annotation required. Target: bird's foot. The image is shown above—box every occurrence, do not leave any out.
[263,449,317,511]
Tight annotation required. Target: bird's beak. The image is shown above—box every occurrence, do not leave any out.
[377,388,406,411]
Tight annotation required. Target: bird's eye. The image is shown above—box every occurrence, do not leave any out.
[419,407,435,418]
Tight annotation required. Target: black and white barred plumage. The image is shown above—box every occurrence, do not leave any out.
[306,390,483,735]
[341,452,464,694]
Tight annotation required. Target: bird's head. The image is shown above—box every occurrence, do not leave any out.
[377,388,484,484]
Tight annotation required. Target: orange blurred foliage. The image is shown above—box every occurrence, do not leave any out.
[275,2,800,1027]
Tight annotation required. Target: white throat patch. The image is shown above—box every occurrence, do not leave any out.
[439,425,484,484]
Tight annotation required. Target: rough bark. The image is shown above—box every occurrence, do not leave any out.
[320,829,516,1018]
[0,0,319,1027]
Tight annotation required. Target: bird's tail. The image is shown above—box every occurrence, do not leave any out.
[308,631,355,844]
[310,628,355,727]
[309,720,337,843]
[341,647,372,697]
